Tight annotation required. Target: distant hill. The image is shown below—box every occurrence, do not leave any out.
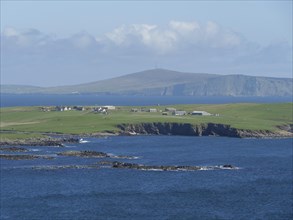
[1,69,292,96]
[0,85,43,94]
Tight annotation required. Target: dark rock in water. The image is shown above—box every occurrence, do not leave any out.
[0,137,79,147]
[0,154,54,160]
[57,150,137,159]
[0,147,28,152]
[110,155,138,159]
[33,164,99,170]
[222,164,235,168]
[103,161,201,171]
[57,150,110,158]
[98,161,238,171]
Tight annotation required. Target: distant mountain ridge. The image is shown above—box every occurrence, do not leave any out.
[1,69,292,96]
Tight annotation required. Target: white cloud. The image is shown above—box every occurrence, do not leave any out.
[70,32,96,49]
[1,22,292,86]
[169,20,200,33]
[1,21,243,53]
[3,27,19,37]
[202,21,242,48]
[105,24,177,54]
[104,21,243,53]
[2,27,52,47]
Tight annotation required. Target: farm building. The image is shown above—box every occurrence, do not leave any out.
[56,106,71,111]
[191,111,212,116]
[165,107,176,112]
[73,106,85,111]
[39,107,52,112]
[103,106,116,110]
[173,110,187,116]
[148,108,157,113]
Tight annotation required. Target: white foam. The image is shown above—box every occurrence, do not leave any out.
[79,139,89,143]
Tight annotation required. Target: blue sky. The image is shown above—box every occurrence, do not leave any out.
[1,1,292,86]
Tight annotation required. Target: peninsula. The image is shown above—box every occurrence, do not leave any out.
[1,69,292,96]
[0,103,292,145]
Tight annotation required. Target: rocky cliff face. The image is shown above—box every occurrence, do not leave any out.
[117,123,292,138]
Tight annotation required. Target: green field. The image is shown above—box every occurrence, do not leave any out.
[0,103,292,140]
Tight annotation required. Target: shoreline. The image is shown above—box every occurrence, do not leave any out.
[1,122,292,146]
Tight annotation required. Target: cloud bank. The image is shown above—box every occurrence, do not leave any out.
[1,21,292,86]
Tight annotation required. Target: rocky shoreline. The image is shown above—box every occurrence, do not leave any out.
[0,123,292,147]
[118,122,293,138]
[0,136,79,147]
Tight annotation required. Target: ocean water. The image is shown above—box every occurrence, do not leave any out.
[1,94,292,107]
[1,136,292,219]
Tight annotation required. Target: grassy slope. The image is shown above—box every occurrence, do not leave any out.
[0,103,292,139]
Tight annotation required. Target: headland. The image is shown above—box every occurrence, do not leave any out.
[1,103,292,146]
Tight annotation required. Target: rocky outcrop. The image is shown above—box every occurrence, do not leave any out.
[58,150,109,158]
[99,161,238,171]
[0,137,79,147]
[0,147,28,152]
[117,122,293,138]
[31,162,238,171]
[33,164,99,170]
[0,154,54,160]
[277,124,293,133]
[57,150,137,159]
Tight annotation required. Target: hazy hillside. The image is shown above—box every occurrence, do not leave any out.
[1,69,292,96]
[0,85,43,94]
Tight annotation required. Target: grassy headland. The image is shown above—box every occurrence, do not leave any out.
[0,103,292,141]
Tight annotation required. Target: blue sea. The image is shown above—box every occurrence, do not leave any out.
[1,136,292,219]
[1,94,292,107]
[1,95,293,219]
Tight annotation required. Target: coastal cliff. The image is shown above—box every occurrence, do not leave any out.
[117,122,293,138]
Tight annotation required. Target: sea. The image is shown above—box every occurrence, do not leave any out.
[0,94,292,219]
[1,136,292,219]
[0,94,292,107]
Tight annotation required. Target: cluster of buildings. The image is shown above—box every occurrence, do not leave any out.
[39,105,216,116]
[55,106,87,111]
[163,108,213,116]
[130,107,215,116]
[39,105,115,113]
[92,106,116,114]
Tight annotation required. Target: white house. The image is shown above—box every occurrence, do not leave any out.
[148,108,157,113]
[56,106,71,111]
[103,106,116,110]
[191,111,212,116]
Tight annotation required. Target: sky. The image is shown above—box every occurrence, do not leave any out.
[1,0,292,86]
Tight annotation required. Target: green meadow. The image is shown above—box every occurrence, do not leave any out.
[0,103,292,140]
